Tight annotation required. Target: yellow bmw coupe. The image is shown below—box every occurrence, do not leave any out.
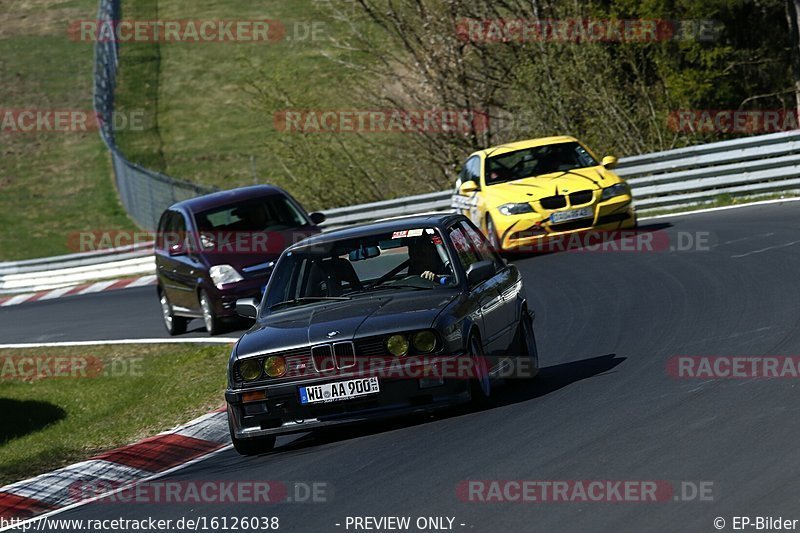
[451,136,636,252]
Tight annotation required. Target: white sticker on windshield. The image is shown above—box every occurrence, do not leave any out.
[407,229,424,237]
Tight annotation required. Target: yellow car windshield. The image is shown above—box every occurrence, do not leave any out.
[486,142,598,185]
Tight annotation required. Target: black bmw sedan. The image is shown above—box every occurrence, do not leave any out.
[225,213,539,455]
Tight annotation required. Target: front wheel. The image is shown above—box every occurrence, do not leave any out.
[518,311,540,381]
[200,290,224,336]
[469,334,492,405]
[160,291,187,336]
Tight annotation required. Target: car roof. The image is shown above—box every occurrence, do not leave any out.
[170,185,289,213]
[290,213,464,250]
[470,135,579,159]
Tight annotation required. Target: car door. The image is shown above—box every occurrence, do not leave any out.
[158,210,199,311]
[460,220,520,352]
[157,211,185,306]
[170,210,205,312]
[447,222,505,357]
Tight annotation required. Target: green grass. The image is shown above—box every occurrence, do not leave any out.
[0,343,229,486]
[0,1,136,260]
[113,0,402,210]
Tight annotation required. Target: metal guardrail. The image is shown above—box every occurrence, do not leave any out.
[94,0,215,231]
[3,129,799,284]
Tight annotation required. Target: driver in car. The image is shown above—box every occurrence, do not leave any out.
[407,237,452,283]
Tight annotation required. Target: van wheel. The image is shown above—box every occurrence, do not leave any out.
[200,290,224,336]
[160,291,187,336]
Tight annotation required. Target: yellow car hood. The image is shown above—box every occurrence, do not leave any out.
[484,166,622,207]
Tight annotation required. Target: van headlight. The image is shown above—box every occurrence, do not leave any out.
[210,264,244,289]
[600,183,630,201]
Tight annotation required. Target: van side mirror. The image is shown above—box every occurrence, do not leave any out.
[235,298,259,319]
[309,212,326,225]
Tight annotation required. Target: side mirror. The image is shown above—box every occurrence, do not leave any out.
[235,298,259,320]
[602,155,618,169]
[309,212,327,225]
[466,260,495,286]
[459,181,479,195]
[168,243,186,256]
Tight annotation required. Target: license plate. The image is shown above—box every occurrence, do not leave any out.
[299,377,380,404]
[550,206,594,224]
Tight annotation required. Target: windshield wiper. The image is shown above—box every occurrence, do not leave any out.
[269,296,350,310]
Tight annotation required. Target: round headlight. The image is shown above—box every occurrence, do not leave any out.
[264,355,287,378]
[413,331,437,353]
[387,334,409,357]
[239,359,262,381]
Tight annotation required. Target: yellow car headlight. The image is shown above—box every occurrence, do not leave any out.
[412,331,437,353]
[600,183,630,201]
[264,355,287,378]
[387,334,409,357]
[239,359,262,381]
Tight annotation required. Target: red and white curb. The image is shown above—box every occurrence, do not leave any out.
[0,408,229,520]
[0,275,157,307]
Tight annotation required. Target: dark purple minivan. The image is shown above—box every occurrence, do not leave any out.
[155,185,325,335]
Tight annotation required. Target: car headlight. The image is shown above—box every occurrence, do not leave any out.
[387,334,409,357]
[498,203,535,216]
[209,264,244,289]
[264,356,287,378]
[239,359,262,381]
[600,183,630,201]
[412,331,437,353]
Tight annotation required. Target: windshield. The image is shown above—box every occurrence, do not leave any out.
[195,194,309,232]
[263,228,457,311]
[485,141,598,185]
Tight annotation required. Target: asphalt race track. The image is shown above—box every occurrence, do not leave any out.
[5,201,800,531]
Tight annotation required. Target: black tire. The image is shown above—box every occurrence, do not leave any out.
[486,215,502,252]
[227,410,276,456]
[200,290,224,336]
[159,290,188,336]
[518,310,540,381]
[468,333,492,405]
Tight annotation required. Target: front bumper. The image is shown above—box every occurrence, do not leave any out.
[495,196,636,251]
[226,371,470,439]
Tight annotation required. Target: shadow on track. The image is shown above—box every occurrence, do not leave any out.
[254,353,626,456]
